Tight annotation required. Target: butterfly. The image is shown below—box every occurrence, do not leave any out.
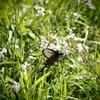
[42,48,66,68]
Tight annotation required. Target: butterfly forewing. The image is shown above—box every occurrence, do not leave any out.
[47,53,58,63]
[42,49,56,58]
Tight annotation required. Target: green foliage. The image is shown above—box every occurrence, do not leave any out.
[0,0,100,100]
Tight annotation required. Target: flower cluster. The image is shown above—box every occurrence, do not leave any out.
[0,47,7,59]
[77,43,89,53]
[12,81,20,92]
[21,62,30,75]
[40,33,89,62]
[40,34,69,55]
[34,5,45,16]
[78,0,95,9]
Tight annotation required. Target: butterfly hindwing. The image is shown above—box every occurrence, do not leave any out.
[57,53,65,61]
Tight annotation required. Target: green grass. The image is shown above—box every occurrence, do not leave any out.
[0,0,100,100]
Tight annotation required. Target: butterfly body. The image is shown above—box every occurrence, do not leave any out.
[45,52,58,67]
[42,48,65,67]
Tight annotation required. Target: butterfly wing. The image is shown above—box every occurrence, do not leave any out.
[46,53,65,67]
[57,53,66,61]
[47,53,58,64]
[42,49,56,58]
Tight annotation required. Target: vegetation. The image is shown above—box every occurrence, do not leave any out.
[0,0,100,100]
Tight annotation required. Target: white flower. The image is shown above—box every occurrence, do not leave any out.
[0,47,7,59]
[77,56,83,63]
[0,52,4,59]
[77,43,83,53]
[30,50,33,52]
[40,36,50,50]
[2,47,7,53]
[29,56,36,62]
[34,5,39,10]
[29,56,34,59]
[73,12,78,16]
[48,43,57,51]
[86,0,95,9]
[83,44,89,53]
[46,0,48,3]
[78,0,88,4]
[22,62,30,69]
[62,40,68,47]
[48,10,52,14]
[36,11,45,16]
[40,40,49,50]
[0,67,4,72]
[34,5,45,16]
[56,39,61,49]
[15,45,19,49]
[48,34,57,40]
[78,0,95,9]
[73,12,81,17]
[66,33,75,40]
[12,81,20,92]
[62,47,68,56]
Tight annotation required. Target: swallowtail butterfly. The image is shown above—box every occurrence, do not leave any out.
[42,48,65,67]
